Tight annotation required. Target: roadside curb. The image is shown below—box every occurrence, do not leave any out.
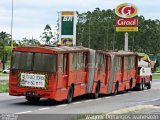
[108,105,160,114]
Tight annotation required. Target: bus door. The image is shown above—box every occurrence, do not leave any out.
[57,54,68,89]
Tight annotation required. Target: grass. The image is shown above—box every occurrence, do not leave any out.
[0,72,9,76]
[156,66,160,71]
[0,81,9,93]
[152,74,160,79]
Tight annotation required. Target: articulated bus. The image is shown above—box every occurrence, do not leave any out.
[9,46,152,103]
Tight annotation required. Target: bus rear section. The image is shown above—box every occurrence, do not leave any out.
[9,47,58,102]
[9,46,90,103]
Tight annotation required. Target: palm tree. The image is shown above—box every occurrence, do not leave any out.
[0,31,11,46]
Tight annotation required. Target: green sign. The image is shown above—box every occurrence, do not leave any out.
[61,16,74,35]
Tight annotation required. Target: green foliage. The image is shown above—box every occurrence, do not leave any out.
[152,74,160,79]
[4,46,12,55]
[0,31,11,46]
[76,8,160,55]
[17,37,40,46]
[40,24,54,44]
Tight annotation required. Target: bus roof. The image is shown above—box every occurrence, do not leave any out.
[13,46,89,53]
[97,50,137,56]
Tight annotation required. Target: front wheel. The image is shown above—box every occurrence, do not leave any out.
[147,80,152,89]
[139,80,145,91]
[26,96,40,103]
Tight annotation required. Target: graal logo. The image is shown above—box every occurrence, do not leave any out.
[0,113,18,120]
[115,3,138,18]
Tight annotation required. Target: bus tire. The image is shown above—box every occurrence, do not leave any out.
[67,86,74,103]
[139,83,143,91]
[130,78,133,90]
[139,79,144,91]
[147,80,152,89]
[94,82,100,99]
[142,79,145,90]
[26,96,40,103]
[114,82,119,95]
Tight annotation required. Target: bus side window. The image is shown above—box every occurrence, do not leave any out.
[83,53,87,69]
[58,54,63,72]
[63,54,67,73]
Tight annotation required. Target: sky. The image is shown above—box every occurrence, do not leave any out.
[0,0,160,40]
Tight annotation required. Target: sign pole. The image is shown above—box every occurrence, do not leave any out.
[124,32,128,51]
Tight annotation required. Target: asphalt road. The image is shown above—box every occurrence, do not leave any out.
[0,79,160,116]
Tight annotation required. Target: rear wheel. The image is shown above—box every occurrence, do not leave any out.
[94,83,100,99]
[67,86,74,103]
[26,96,40,103]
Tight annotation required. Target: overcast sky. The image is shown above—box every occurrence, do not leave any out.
[0,0,160,40]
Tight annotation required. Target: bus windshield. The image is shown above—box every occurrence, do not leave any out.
[11,51,57,72]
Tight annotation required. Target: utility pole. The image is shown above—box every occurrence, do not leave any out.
[124,32,128,51]
[103,28,106,50]
[88,18,91,48]
[11,0,14,48]
[113,27,115,50]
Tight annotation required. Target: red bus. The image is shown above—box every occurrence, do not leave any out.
[91,51,138,98]
[9,46,152,103]
[9,46,91,103]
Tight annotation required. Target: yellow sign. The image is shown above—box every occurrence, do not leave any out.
[116,27,138,32]
[61,38,73,46]
[62,11,74,15]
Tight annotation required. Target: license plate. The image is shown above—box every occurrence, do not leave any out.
[20,73,46,88]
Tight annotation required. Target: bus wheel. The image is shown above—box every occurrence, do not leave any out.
[114,82,119,95]
[26,96,40,103]
[142,80,145,90]
[94,83,100,99]
[139,80,144,91]
[147,80,152,89]
[130,78,133,90]
[67,86,74,103]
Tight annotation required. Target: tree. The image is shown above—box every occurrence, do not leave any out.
[40,24,54,44]
[17,37,40,46]
[0,31,11,46]
[76,8,160,55]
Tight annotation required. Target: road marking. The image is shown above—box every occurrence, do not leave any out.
[56,104,67,107]
[105,96,111,99]
[15,111,32,114]
[95,98,102,101]
[39,107,50,111]
[116,95,122,97]
[121,94,128,96]
[136,98,160,104]
[72,102,81,104]
[84,100,93,103]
